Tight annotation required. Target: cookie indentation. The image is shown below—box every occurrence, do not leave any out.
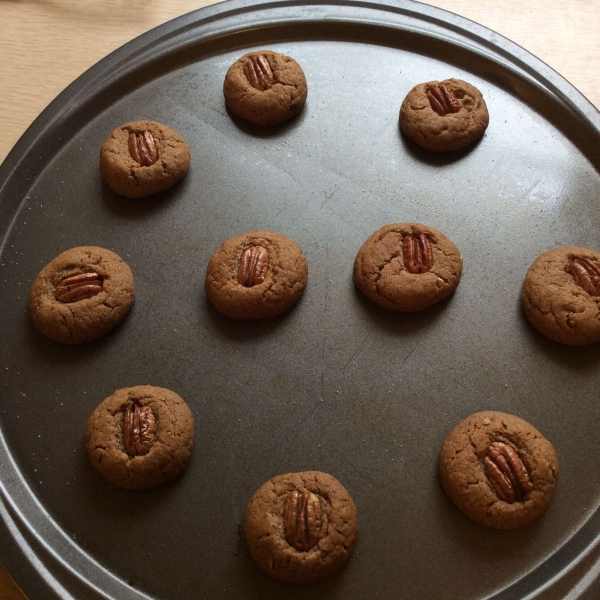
[128,131,158,166]
[123,403,156,457]
[284,490,322,551]
[483,441,533,503]
[55,272,103,303]
[426,83,461,116]
[238,245,269,287]
[568,257,600,296]
[402,233,433,274]
[243,54,274,91]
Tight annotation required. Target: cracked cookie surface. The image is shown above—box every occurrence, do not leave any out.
[205,230,308,319]
[100,120,190,198]
[223,50,308,126]
[28,246,135,344]
[400,79,489,152]
[244,471,358,583]
[353,223,462,312]
[439,411,559,530]
[522,246,600,346]
[85,385,194,491]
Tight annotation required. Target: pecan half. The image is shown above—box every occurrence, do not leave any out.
[123,403,156,457]
[568,258,600,296]
[243,54,274,91]
[128,131,158,166]
[483,441,533,503]
[402,233,433,274]
[283,490,322,551]
[55,272,103,303]
[426,83,461,116]
[238,245,269,287]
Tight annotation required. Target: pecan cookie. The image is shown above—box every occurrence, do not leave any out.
[100,120,190,198]
[28,246,135,344]
[439,412,559,530]
[244,471,359,583]
[223,50,308,126]
[353,223,463,312]
[400,79,489,152]
[205,230,308,319]
[522,246,600,346]
[85,385,194,491]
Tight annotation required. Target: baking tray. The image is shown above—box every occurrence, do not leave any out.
[1,1,600,598]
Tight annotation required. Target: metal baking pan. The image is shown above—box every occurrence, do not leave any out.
[2,1,600,598]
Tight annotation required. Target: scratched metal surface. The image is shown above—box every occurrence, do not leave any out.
[1,1,600,599]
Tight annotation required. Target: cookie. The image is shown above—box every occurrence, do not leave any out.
[100,120,190,198]
[28,246,135,344]
[223,50,308,126]
[244,471,358,583]
[353,223,462,312]
[205,230,308,319]
[439,411,559,530]
[400,79,489,152]
[85,385,194,491]
[522,246,600,346]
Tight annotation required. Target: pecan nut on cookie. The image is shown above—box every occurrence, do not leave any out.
[400,79,489,152]
[85,386,195,490]
[522,246,600,346]
[205,230,308,319]
[100,120,190,198]
[244,471,359,583]
[223,50,308,126]
[439,412,559,529]
[353,223,463,312]
[28,246,135,344]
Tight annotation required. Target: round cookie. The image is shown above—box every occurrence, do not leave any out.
[244,471,359,583]
[85,385,194,491]
[223,50,308,126]
[28,246,135,344]
[353,223,463,312]
[522,246,600,346]
[100,120,190,198]
[439,411,559,530]
[400,78,489,152]
[205,230,308,319]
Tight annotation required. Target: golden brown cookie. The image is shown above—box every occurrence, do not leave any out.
[244,471,359,583]
[205,230,308,319]
[85,385,194,491]
[353,223,463,312]
[522,246,600,346]
[400,79,489,152]
[28,246,135,344]
[439,411,559,530]
[223,50,308,126]
[100,120,190,198]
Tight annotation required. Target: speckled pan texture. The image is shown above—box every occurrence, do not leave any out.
[1,2,600,600]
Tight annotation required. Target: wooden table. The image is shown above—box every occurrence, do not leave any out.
[0,1,598,598]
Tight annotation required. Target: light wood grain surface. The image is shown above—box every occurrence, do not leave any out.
[0,1,598,598]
